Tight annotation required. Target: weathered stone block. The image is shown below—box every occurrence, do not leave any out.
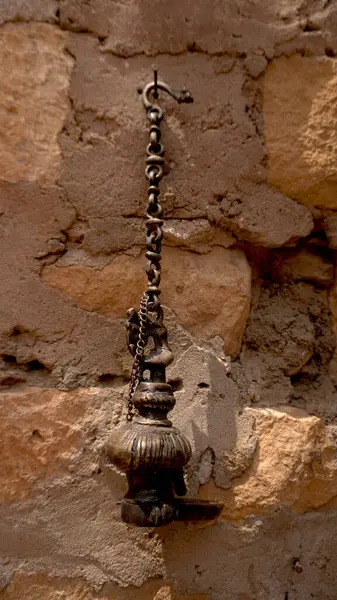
[0,23,73,184]
[1,574,209,600]
[208,185,313,247]
[2,574,100,600]
[201,406,337,519]
[0,387,123,502]
[264,55,337,208]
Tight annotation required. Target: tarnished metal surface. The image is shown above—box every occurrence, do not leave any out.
[106,73,223,527]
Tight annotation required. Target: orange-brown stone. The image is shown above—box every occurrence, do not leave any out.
[0,388,94,502]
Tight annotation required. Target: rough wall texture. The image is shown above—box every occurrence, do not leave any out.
[1,2,337,600]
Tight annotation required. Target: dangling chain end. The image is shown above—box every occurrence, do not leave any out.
[126,291,150,421]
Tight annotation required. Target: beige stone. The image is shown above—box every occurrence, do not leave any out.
[208,186,313,248]
[263,55,337,208]
[164,219,235,253]
[0,23,73,184]
[1,575,209,600]
[0,387,120,503]
[200,406,337,519]
[164,220,214,248]
[1,573,150,600]
[42,247,251,357]
[1,574,95,600]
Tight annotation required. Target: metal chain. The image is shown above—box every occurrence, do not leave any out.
[127,291,149,421]
[126,106,165,421]
[126,77,193,421]
[145,106,164,309]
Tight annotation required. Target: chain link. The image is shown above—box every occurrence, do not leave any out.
[126,104,167,420]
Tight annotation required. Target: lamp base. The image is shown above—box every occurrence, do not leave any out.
[121,497,223,527]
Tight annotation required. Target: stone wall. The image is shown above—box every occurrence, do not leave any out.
[1,2,337,599]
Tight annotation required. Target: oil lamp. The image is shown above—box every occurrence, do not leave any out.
[106,72,223,527]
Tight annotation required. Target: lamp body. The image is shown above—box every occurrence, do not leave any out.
[106,380,223,526]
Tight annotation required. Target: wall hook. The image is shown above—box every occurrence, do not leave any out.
[142,74,194,111]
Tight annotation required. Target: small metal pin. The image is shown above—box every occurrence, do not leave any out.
[153,65,159,100]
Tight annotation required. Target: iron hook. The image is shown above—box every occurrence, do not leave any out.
[142,77,194,111]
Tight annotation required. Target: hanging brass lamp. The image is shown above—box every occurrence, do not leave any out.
[106,72,223,527]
